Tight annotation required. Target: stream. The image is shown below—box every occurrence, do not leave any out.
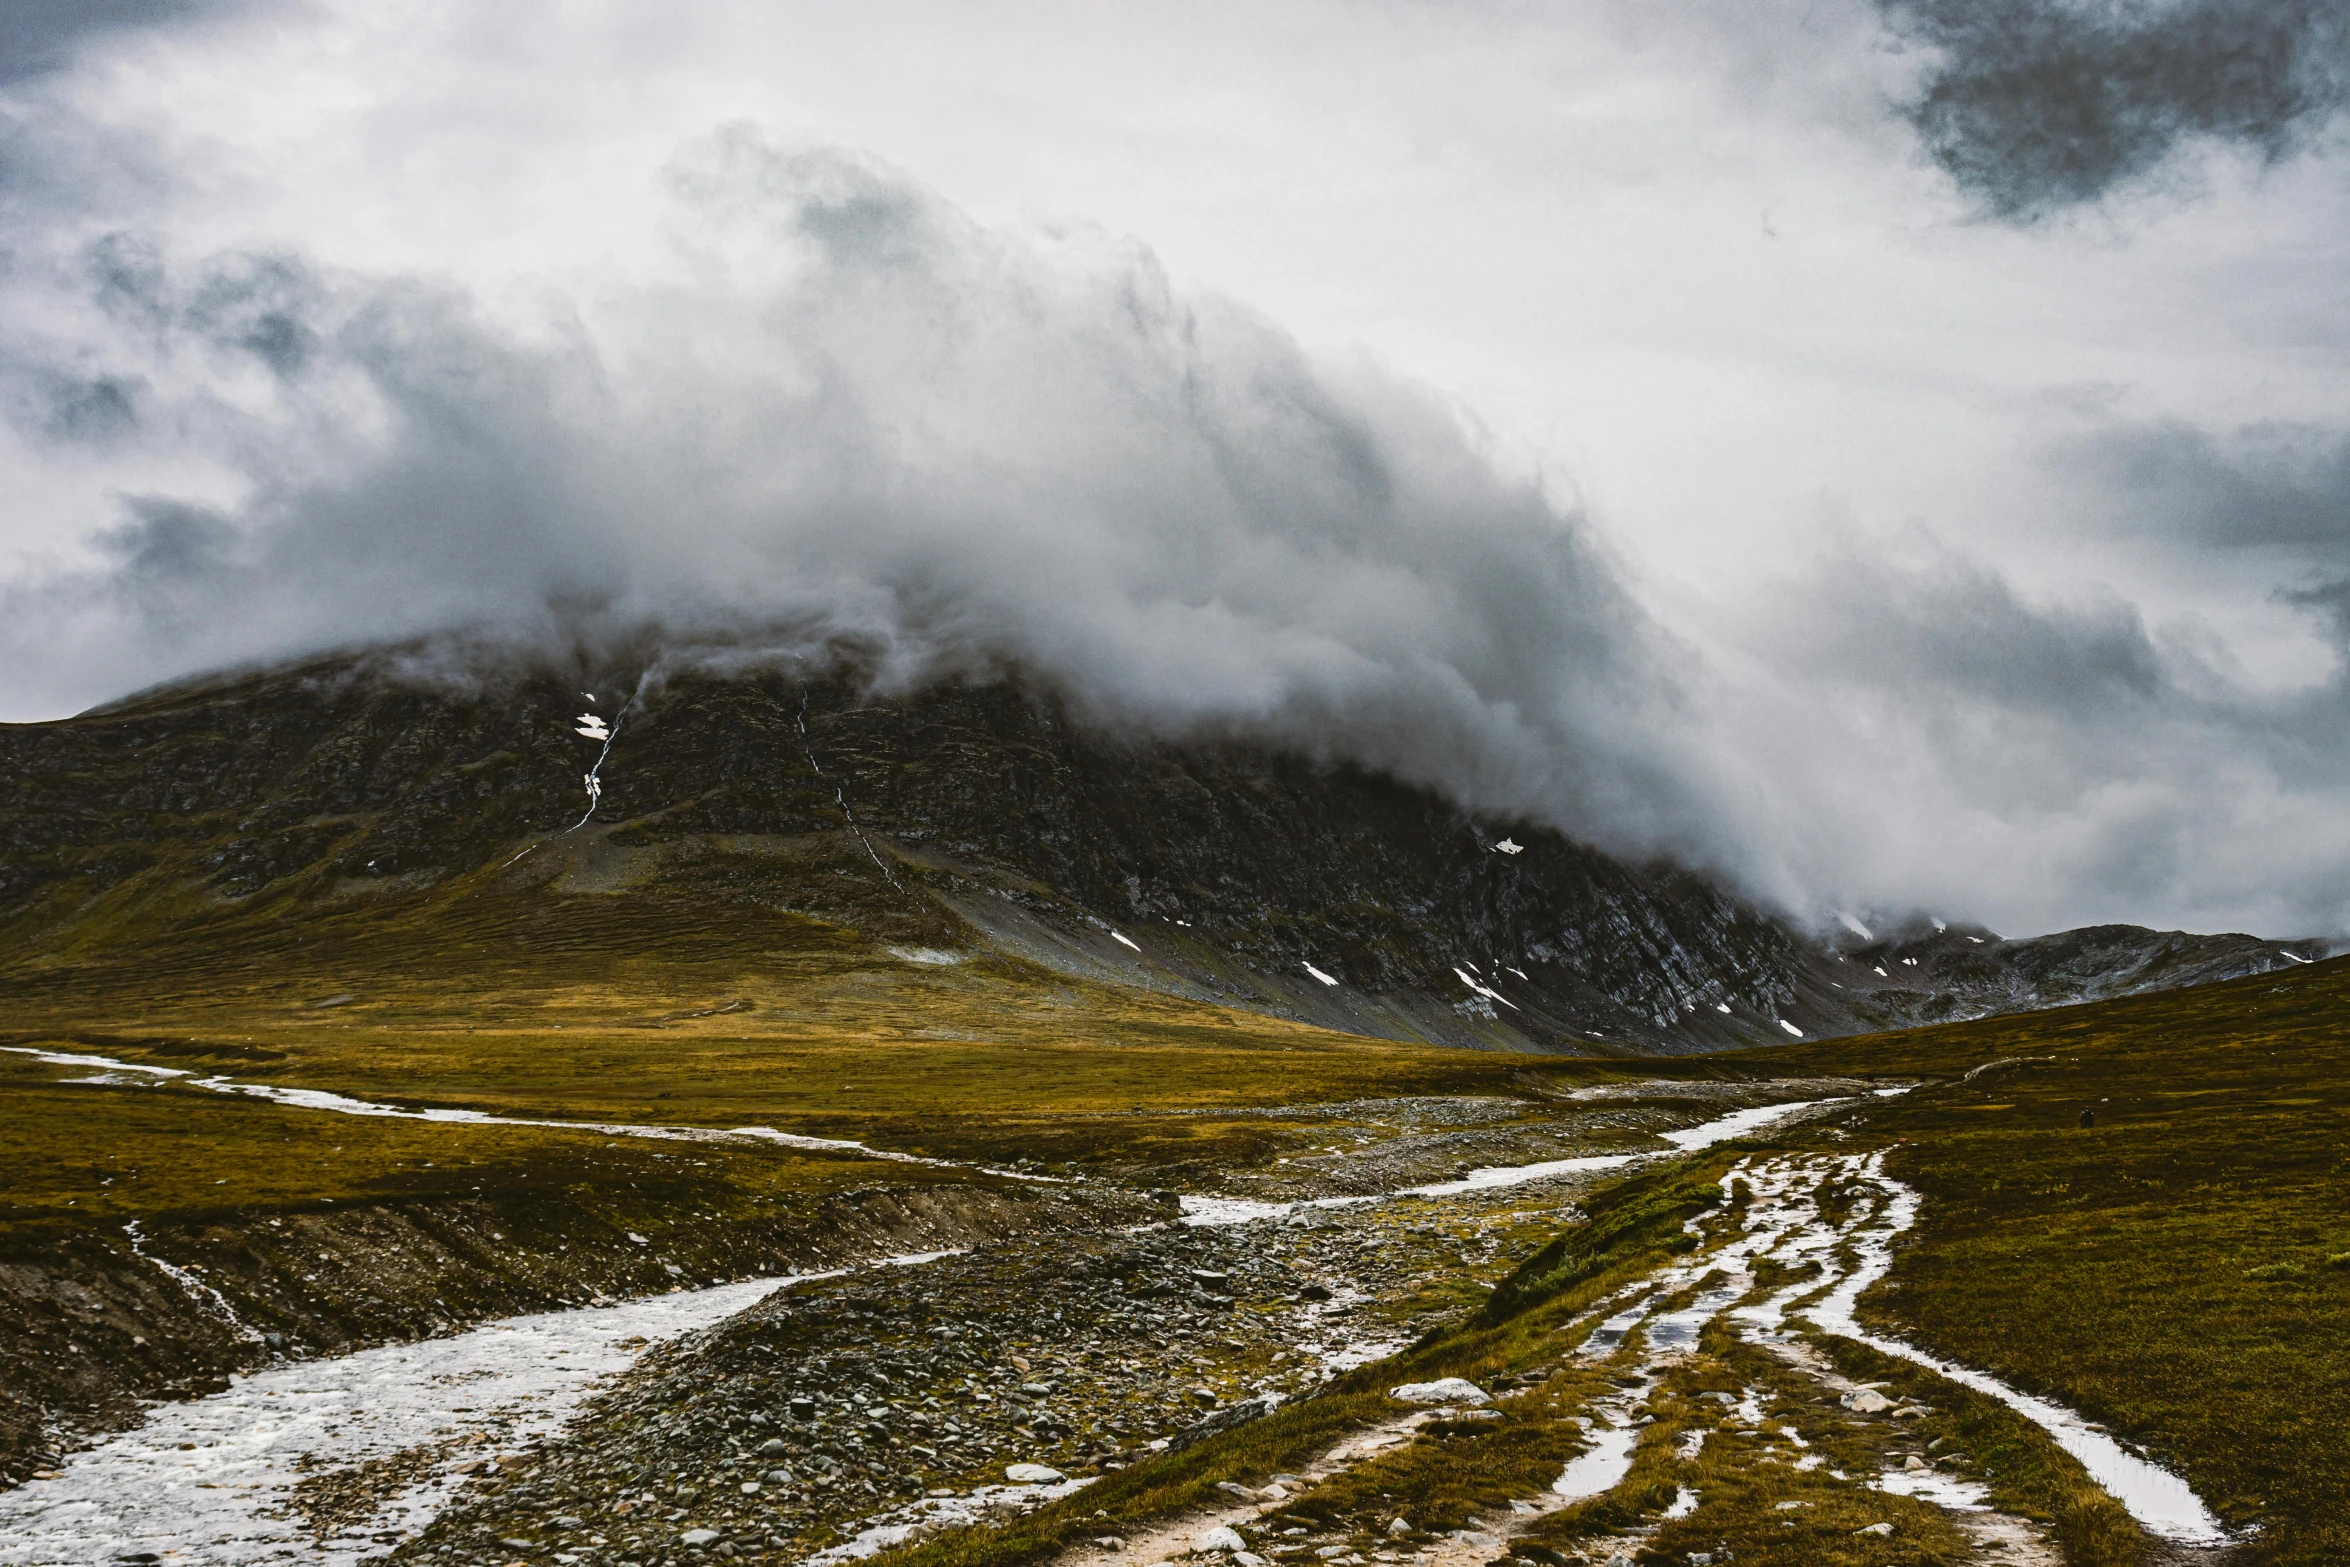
[0,1075,1842,1566]
[0,1060,2232,1563]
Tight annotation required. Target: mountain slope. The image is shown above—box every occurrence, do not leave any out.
[0,650,2320,1053]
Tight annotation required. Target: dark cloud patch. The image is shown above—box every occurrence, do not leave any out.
[1785,543,2168,716]
[182,250,323,376]
[2054,418,2350,552]
[1881,0,2350,220]
[96,495,239,581]
[2281,575,2350,646]
[0,0,220,84]
[33,372,143,442]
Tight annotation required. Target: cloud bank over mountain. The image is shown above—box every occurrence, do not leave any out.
[0,135,1735,878]
[3,1,2349,939]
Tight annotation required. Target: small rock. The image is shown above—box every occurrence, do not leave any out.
[1389,1378,1490,1406]
[1855,1521,1894,1537]
[1234,1555,1269,1567]
[1190,1387,1221,1407]
[1386,1518,1411,1537]
[1903,1455,1928,1472]
[1006,1463,1066,1484]
[1194,1524,1249,1555]
[759,1438,787,1456]
[681,1527,722,1546]
[1841,1389,1893,1414]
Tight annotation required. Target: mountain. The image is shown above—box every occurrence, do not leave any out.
[0,649,2322,1053]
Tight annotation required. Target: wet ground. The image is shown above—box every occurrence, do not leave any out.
[0,1081,2239,1567]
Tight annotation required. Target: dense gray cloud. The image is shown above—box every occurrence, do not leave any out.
[0,135,1735,874]
[2051,418,2350,555]
[0,0,265,84]
[4,1,2350,940]
[1881,0,2350,219]
[1722,527,2350,935]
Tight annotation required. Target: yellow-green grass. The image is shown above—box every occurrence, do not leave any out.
[1750,955,2350,1565]
[0,869,1719,1185]
[0,1049,978,1248]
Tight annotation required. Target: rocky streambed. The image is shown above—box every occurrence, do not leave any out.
[0,1083,1892,1567]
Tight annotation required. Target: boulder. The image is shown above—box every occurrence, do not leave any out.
[1005,1462,1066,1484]
[1390,1378,1490,1406]
[1193,1524,1249,1555]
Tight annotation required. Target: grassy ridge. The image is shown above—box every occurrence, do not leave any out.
[1756,956,2350,1565]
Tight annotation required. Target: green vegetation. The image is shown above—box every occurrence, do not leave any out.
[0,1049,972,1247]
[0,861,1711,1203]
[1750,955,2350,1565]
[849,959,2349,1567]
[8,757,2345,1562]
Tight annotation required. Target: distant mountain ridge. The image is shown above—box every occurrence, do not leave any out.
[0,651,2323,1054]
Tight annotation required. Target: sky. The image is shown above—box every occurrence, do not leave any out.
[2,0,2347,939]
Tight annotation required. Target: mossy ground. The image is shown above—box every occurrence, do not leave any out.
[0,867,1725,1232]
[1753,956,2350,1564]
[7,837,2345,1562]
[0,1050,971,1247]
[850,960,2350,1567]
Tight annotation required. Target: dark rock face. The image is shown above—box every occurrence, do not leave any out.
[0,650,2323,1052]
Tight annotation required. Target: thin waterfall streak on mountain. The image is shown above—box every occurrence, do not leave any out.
[569,707,624,831]
[497,679,643,867]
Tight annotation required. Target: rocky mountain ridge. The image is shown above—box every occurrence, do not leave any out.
[0,649,2323,1053]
